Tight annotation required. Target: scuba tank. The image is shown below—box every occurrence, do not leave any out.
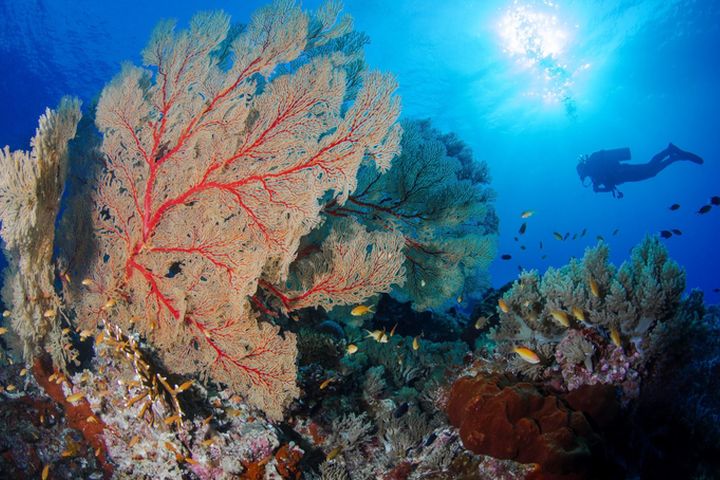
[589,147,631,163]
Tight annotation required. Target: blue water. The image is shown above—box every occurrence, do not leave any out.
[1,0,718,301]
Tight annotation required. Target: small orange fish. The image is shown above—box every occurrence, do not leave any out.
[102,298,116,310]
[319,378,334,390]
[610,327,622,348]
[346,344,358,355]
[202,415,213,425]
[201,438,215,447]
[2,310,10,317]
[42,464,50,480]
[66,392,84,403]
[389,322,398,337]
[0,327,7,335]
[43,309,56,318]
[412,335,421,351]
[164,414,181,425]
[128,435,140,447]
[351,305,374,316]
[513,346,541,364]
[521,210,534,219]
[164,441,179,454]
[6,384,16,392]
[550,310,570,327]
[498,298,510,313]
[19,368,27,376]
[86,416,98,424]
[81,278,93,286]
[474,316,487,330]
[571,306,585,322]
[589,278,600,298]
[175,380,194,393]
[184,457,199,465]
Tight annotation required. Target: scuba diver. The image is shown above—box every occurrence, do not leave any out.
[577,144,703,198]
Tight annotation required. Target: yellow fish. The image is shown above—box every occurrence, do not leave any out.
[571,306,585,322]
[351,305,374,316]
[102,298,116,310]
[2,310,10,317]
[513,346,541,364]
[43,309,56,318]
[164,414,182,425]
[81,278,93,286]
[346,344,358,355]
[175,380,194,393]
[550,310,570,327]
[389,322,398,337]
[457,295,463,304]
[42,465,50,480]
[474,316,487,330]
[128,435,140,448]
[326,445,343,461]
[319,378,334,390]
[201,438,215,447]
[498,298,510,313]
[610,327,622,348]
[553,232,563,241]
[412,335,421,351]
[0,327,7,335]
[521,210,535,219]
[589,278,600,298]
[66,392,84,403]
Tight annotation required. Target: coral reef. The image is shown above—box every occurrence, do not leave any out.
[0,97,81,368]
[490,237,684,400]
[322,118,498,311]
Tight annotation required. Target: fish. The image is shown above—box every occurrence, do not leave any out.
[346,344,358,355]
[539,241,543,249]
[420,279,426,287]
[553,232,563,241]
[669,203,681,211]
[81,278,94,286]
[457,295,463,304]
[319,378,334,390]
[498,298,510,313]
[520,245,526,250]
[563,232,570,240]
[43,309,56,318]
[351,305,374,316]
[175,380,194,393]
[164,415,181,425]
[128,435,140,448]
[2,310,10,318]
[580,228,587,237]
[6,384,16,392]
[513,346,540,364]
[571,306,585,322]
[20,368,27,376]
[393,402,409,418]
[326,445,343,461]
[521,210,534,218]
[474,316,488,330]
[572,233,578,240]
[42,465,50,480]
[610,327,622,348]
[713,288,720,293]
[589,278,600,298]
[660,230,673,239]
[501,254,512,260]
[164,442,179,454]
[366,329,388,343]
[612,228,620,236]
[711,196,720,206]
[698,205,712,214]
[184,457,199,465]
[0,327,7,335]
[102,298,116,310]
[86,416,98,424]
[514,236,519,242]
[541,254,548,259]
[201,438,215,447]
[412,335,421,351]
[519,223,527,235]
[66,392,84,403]
[550,310,570,327]
[671,229,682,236]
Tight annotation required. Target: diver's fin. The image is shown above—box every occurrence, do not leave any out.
[669,143,704,164]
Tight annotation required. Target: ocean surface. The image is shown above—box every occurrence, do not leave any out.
[1,0,718,302]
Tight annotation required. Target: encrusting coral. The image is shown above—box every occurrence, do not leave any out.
[490,237,685,400]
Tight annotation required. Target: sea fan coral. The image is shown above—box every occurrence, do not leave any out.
[59,0,402,419]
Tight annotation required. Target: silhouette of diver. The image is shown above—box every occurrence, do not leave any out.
[577,144,703,198]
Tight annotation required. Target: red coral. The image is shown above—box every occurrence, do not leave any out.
[447,373,598,479]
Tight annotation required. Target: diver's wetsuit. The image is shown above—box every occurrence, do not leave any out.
[579,144,703,198]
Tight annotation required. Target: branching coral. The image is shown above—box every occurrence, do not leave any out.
[0,97,81,368]
[491,237,685,398]
[58,0,403,419]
